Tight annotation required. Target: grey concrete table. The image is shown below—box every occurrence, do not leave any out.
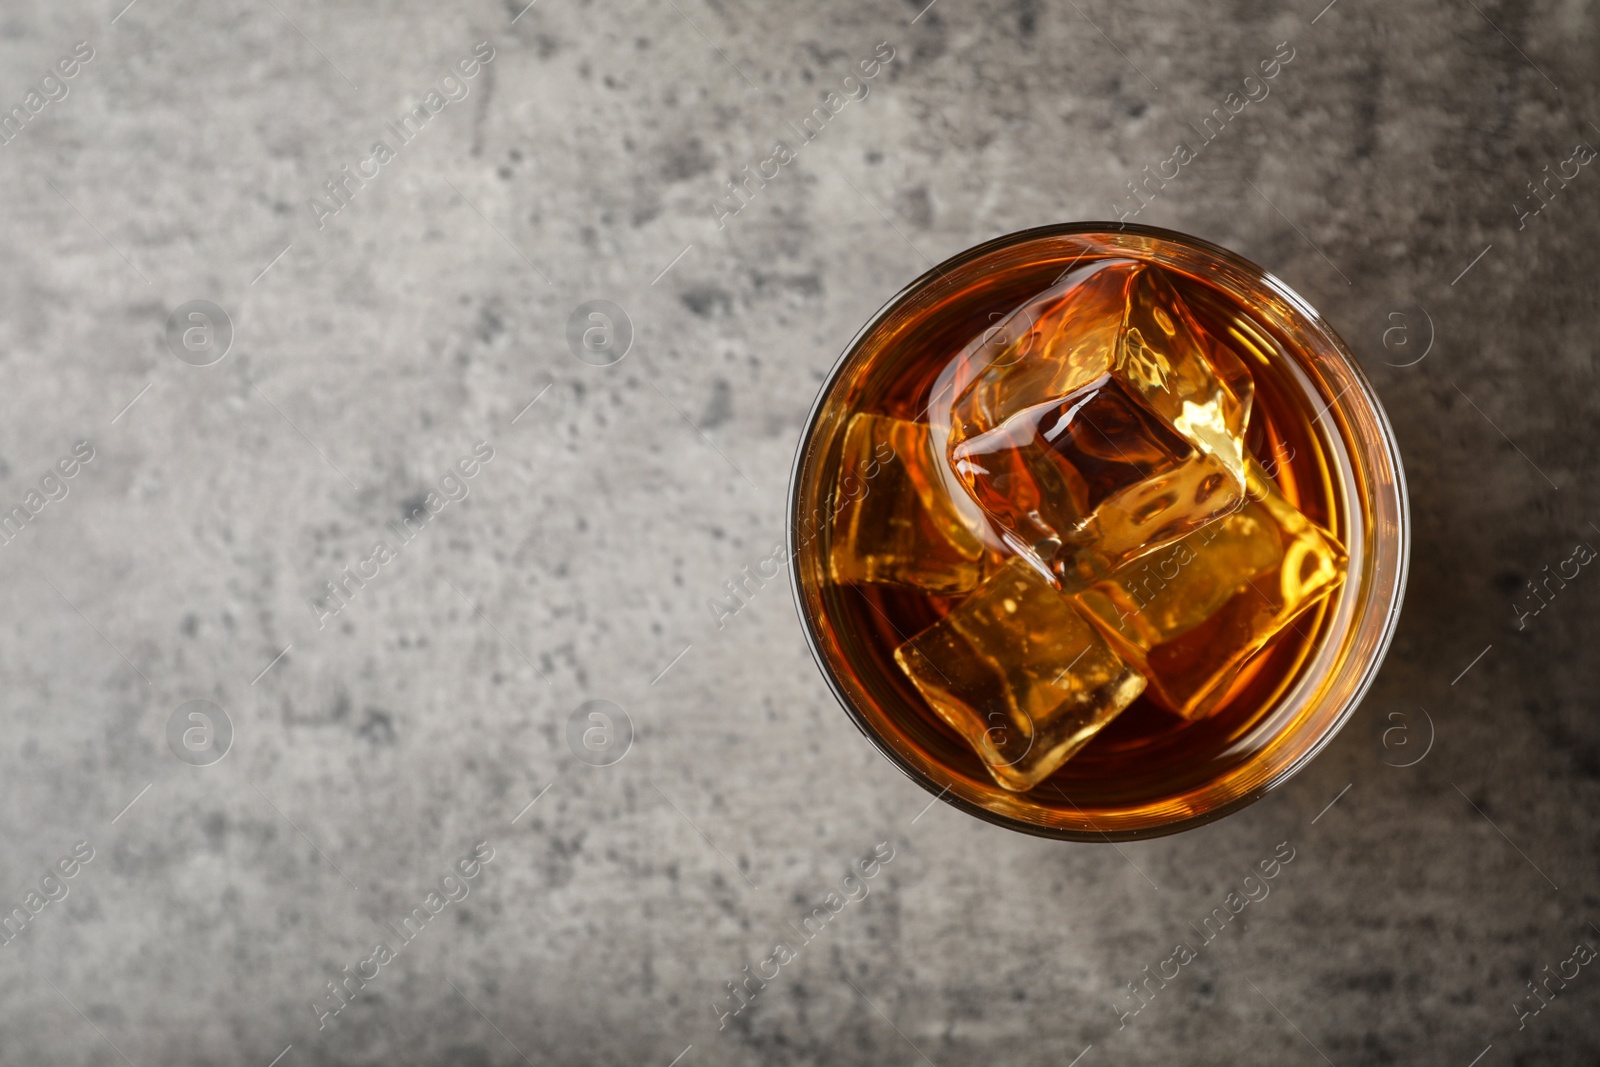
[0,0,1595,1064]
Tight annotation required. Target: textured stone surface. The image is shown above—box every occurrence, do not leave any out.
[1,0,1598,1064]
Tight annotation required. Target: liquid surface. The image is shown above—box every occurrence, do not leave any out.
[813,254,1348,803]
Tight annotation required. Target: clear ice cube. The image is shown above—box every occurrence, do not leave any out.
[934,259,1255,590]
[894,557,1147,791]
[1073,460,1347,718]
[829,412,986,594]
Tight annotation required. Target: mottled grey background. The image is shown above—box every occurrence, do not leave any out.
[0,0,1596,1064]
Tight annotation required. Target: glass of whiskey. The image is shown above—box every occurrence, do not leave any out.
[788,224,1408,839]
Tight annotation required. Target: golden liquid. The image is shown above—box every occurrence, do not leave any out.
[795,243,1352,830]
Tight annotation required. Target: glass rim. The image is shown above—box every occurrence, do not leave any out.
[786,221,1411,842]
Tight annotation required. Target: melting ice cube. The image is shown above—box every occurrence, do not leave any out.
[932,259,1255,591]
[895,557,1147,791]
[1073,460,1347,718]
[829,412,986,594]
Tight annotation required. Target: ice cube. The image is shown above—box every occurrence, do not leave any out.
[1073,460,1347,718]
[894,557,1147,791]
[829,412,986,594]
[934,259,1255,590]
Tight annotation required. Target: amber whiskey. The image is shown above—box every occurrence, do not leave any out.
[797,234,1362,825]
